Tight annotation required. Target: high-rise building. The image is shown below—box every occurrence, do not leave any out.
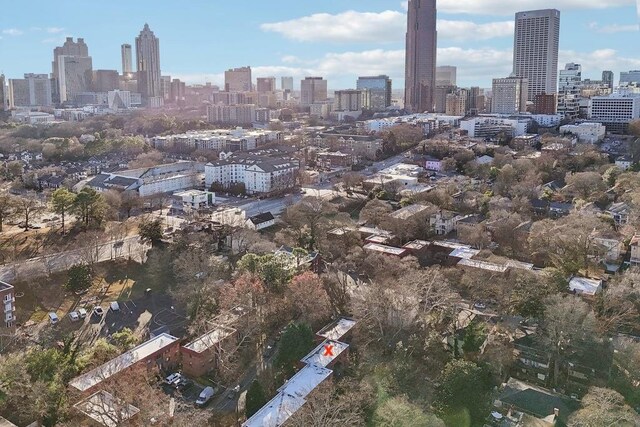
[93,70,120,92]
[8,74,53,107]
[334,90,364,112]
[557,63,582,119]
[492,75,528,114]
[404,0,437,113]
[300,77,328,107]
[513,9,560,101]
[467,87,484,114]
[0,74,6,111]
[52,37,90,104]
[590,94,640,133]
[256,77,276,93]
[281,76,294,91]
[357,75,392,111]
[136,23,162,101]
[534,93,557,115]
[602,71,613,89]
[57,56,93,103]
[620,70,640,85]
[121,44,133,75]
[170,79,186,104]
[160,75,172,100]
[436,66,457,86]
[434,85,455,113]
[225,67,252,92]
[445,91,467,116]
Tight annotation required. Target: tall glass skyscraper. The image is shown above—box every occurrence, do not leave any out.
[136,24,161,101]
[404,0,437,113]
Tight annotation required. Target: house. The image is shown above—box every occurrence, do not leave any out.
[475,154,494,166]
[181,325,237,377]
[430,210,460,235]
[630,234,640,266]
[315,317,357,342]
[73,390,140,427]
[389,203,431,221]
[245,212,276,231]
[493,378,578,426]
[68,333,181,394]
[615,156,633,171]
[274,246,321,272]
[170,189,215,214]
[590,235,624,262]
[549,201,573,218]
[36,174,66,190]
[541,179,565,193]
[605,202,630,226]
[363,242,408,258]
[425,156,442,171]
[568,276,603,297]
[1,281,16,334]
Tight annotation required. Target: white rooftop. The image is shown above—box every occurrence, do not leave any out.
[363,242,407,256]
[183,325,236,353]
[69,333,179,392]
[449,247,481,259]
[569,276,602,296]
[457,258,508,273]
[301,339,349,368]
[73,390,140,427]
[317,318,357,341]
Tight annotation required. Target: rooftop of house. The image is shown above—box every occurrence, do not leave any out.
[69,333,179,392]
[73,390,140,427]
[457,258,508,273]
[316,317,357,341]
[568,276,602,296]
[182,325,236,354]
[607,202,630,214]
[248,212,275,225]
[402,240,430,251]
[449,247,481,260]
[389,203,430,220]
[0,281,14,292]
[301,339,349,368]
[363,242,408,257]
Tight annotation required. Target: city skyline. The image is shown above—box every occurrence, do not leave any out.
[0,0,638,90]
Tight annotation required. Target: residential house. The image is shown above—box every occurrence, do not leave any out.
[1,281,16,335]
[245,212,276,231]
[36,174,66,190]
[605,202,630,226]
[181,325,237,377]
[170,189,215,214]
[630,234,640,266]
[363,242,409,258]
[425,156,442,171]
[430,210,460,235]
[568,276,603,297]
[475,154,494,166]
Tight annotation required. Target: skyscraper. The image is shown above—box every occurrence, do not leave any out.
[513,9,560,102]
[281,77,294,91]
[620,70,640,84]
[557,63,582,119]
[491,75,528,114]
[225,67,252,92]
[357,75,392,111]
[256,77,276,93]
[404,0,437,113]
[0,74,6,111]
[436,66,456,86]
[121,44,132,75]
[601,71,613,89]
[51,37,91,104]
[300,77,327,107]
[135,24,162,101]
[8,74,53,107]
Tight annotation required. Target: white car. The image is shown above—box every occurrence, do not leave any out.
[110,301,120,312]
[164,373,182,386]
[48,312,59,324]
[68,311,80,322]
[78,308,87,319]
[196,386,215,407]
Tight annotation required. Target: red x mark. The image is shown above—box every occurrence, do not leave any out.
[323,345,334,356]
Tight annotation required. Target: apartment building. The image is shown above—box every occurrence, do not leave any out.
[0,281,16,334]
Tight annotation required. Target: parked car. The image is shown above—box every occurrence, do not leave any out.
[175,377,192,390]
[164,373,182,386]
[196,386,215,407]
[110,301,120,312]
[48,312,59,325]
[227,385,240,399]
[68,311,80,322]
[78,308,87,319]
[93,306,104,317]
[473,302,487,310]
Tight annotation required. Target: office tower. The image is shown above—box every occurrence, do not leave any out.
[492,75,528,114]
[225,67,252,92]
[0,74,5,111]
[281,76,294,91]
[136,23,162,100]
[467,86,483,114]
[513,9,560,101]
[334,90,364,112]
[434,85,455,113]
[445,90,467,116]
[534,94,557,114]
[357,75,392,111]
[93,70,120,92]
[300,77,328,107]
[256,77,276,93]
[404,0,437,113]
[436,66,457,86]
[620,70,640,84]
[602,71,613,89]
[170,79,186,104]
[51,37,91,104]
[590,94,640,133]
[557,63,582,119]
[121,44,132,75]
[8,74,53,107]
[160,75,172,100]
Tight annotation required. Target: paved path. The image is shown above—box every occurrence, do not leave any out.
[0,235,150,282]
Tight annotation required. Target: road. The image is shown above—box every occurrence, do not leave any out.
[0,235,150,282]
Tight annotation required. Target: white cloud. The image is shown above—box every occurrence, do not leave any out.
[46,27,65,34]
[438,0,634,15]
[2,29,23,36]
[559,49,640,77]
[262,10,513,43]
[588,22,639,33]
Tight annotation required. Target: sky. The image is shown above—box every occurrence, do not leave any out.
[0,0,639,91]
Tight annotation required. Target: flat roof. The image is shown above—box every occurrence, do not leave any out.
[457,258,508,273]
[449,247,480,259]
[569,277,602,296]
[432,240,470,250]
[73,390,139,427]
[505,260,535,270]
[183,325,236,353]
[403,240,430,250]
[301,340,349,368]
[363,243,408,256]
[365,234,391,244]
[316,318,357,341]
[389,204,430,220]
[69,333,179,392]
[243,365,332,427]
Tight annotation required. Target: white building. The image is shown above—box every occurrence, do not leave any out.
[559,122,605,144]
[557,63,582,119]
[11,110,55,125]
[460,116,528,138]
[245,212,276,231]
[491,75,528,114]
[589,94,640,133]
[1,281,16,333]
[568,276,602,297]
[107,90,131,110]
[205,153,300,195]
[152,128,282,152]
[207,104,256,125]
[171,190,215,213]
